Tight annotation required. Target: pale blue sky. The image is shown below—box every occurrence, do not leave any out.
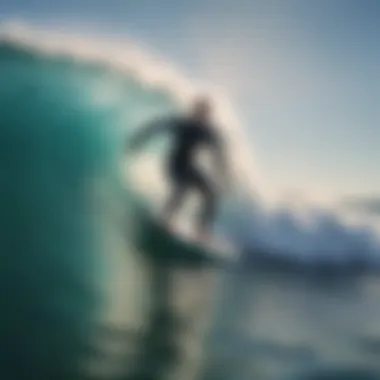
[1,0,379,202]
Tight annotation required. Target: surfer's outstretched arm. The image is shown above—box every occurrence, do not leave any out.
[127,116,177,152]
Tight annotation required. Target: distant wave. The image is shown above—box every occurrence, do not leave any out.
[1,21,380,271]
[223,198,380,271]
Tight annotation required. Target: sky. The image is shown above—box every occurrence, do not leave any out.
[1,0,379,205]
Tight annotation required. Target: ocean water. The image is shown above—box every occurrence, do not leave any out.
[202,266,380,380]
[1,27,380,380]
[0,38,156,379]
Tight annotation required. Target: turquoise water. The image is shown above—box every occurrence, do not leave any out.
[0,41,165,379]
[1,40,380,380]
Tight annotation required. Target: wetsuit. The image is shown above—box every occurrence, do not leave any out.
[130,115,225,233]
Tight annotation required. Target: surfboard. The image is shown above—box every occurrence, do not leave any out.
[131,201,235,267]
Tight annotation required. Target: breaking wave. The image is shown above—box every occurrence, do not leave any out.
[1,21,380,279]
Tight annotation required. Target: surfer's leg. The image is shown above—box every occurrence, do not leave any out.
[163,184,187,223]
[192,171,217,242]
[163,163,188,228]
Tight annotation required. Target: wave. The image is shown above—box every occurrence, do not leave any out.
[1,21,380,274]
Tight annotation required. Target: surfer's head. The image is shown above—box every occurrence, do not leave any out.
[191,96,212,122]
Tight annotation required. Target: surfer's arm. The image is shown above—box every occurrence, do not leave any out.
[127,116,177,152]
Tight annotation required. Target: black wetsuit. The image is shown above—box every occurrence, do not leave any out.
[164,117,221,232]
[167,118,217,183]
[130,115,224,232]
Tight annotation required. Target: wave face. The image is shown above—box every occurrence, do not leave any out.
[1,23,380,304]
[0,40,179,379]
[4,23,380,274]
[1,22,380,380]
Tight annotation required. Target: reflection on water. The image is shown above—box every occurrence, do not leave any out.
[88,256,380,380]
[201,265,380,380]
[86,243,223,380]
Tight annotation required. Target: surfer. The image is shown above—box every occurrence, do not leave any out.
[127,96,229,243]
